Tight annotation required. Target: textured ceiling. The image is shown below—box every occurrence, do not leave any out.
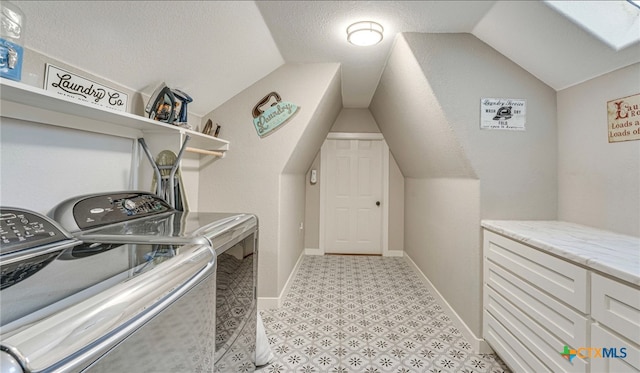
[10,1,640,113]
[256,1,495,108]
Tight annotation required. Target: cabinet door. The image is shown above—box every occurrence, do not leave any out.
[591,324,640,372]
[591,273,640,345]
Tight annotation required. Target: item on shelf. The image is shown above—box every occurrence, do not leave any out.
[138,136,190,211]
[214,124,221,137]
[171,88,192,125]
[202,119,213,135]
[145,82,176,124]
[0,1,25,81]
[44,64,129,112]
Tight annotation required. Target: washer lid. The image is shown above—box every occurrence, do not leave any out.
[74,211,257,251]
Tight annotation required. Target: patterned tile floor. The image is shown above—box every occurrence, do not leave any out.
[258,255,510,373]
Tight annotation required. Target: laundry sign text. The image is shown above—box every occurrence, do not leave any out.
[44,64,128,112]
[607,93,640,143]
[252,92,299,138]
[480,98,526,131]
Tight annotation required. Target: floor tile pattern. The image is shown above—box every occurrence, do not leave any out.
[259,255,510,373]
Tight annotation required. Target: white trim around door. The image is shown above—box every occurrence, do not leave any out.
[319,132,392,256]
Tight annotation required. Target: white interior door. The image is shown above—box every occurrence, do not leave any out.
[324,139,383,254]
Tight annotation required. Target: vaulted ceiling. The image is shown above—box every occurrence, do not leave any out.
[13,1,640,116]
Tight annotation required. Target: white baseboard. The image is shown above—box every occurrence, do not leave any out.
[257,297,279,310]
[258,250,306,310]
[383,250,404,257]
[404,253,493,354]
[304,248,323,255]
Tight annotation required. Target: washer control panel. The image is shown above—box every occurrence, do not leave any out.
[72,192,172,230]
[0,209,67,255]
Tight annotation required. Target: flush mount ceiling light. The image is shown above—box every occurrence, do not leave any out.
[347,21,384,46]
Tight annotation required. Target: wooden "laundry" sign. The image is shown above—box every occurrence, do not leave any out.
[607,93,640,143]
[252,92,299,138]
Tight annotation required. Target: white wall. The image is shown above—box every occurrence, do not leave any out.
[558,63,640,237]
[0,119,134,213]
[199,63,342,300]
[370,33,557,338]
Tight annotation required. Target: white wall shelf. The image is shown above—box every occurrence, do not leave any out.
[0,78,229,152]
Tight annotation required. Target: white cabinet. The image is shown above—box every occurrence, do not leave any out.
[591,273,640,345]
[484,231,589,312]
[591,324,640,373]
[483,230,589,373]
[483,228,640,373]
[590,273,640,372]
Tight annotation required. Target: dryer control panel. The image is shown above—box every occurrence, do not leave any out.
[0,208,68,255]
[0,207,76,290]
[71,192,173,230]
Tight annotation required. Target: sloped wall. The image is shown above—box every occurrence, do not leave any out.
[199,63,342,300]
[370,33,557,338]
[558,63,640,237]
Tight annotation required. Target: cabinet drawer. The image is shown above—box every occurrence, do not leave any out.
[484,287,588,373]
[591,323,640,372]
[484,230,589,313]
[591,273,640,344]
[485,261,589,348]
[484,310,549,373]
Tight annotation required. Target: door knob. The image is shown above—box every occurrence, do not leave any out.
[376,201,380,206]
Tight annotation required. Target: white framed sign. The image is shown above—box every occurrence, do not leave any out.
[480,98,526,131]
[44,64,128,112]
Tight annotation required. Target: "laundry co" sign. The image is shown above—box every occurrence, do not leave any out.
[44,64,128,112]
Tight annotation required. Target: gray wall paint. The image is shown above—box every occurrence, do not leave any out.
[389,155,405,251]
[278,173,307,290]
[199,63,342,298]
[401,33,558,221]
[370,33,557,337]
[404,178,481,330]
[558,63,640,237]
[369,36,476,179]
[304,152,321,249]
[330,109,381,133]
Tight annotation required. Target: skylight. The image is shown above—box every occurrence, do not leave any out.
[545,0,640,50]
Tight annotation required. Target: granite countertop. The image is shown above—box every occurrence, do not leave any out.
[481,220,640,286]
